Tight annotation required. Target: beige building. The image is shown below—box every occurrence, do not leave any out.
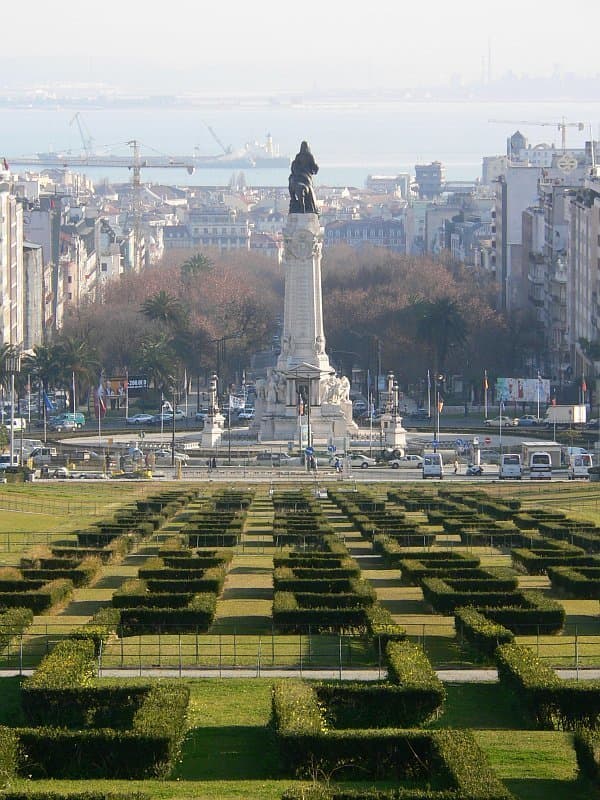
[0,178,24,347]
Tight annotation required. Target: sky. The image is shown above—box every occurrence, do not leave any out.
[3,0,599,93]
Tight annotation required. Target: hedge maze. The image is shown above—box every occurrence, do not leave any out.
[2,480,600,798]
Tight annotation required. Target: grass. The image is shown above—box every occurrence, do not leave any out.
[475,730,595,800]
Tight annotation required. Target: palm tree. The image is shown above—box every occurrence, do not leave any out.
[414,297,468,376]
[0,344,17,393]
[181,253,213,283]
[56,336,101,410]
[22,344,64,415]
[136,333,177,391]
[141,291,187,330]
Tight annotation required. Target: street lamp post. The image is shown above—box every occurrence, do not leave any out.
[434,374,444,452]
[5,353,21,468]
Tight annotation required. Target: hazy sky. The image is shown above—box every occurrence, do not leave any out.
[4,0,598,92]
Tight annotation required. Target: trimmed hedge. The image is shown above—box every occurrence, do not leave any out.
[421,579,565,633]
[547,565,600,598]
[118,592,217,634]
[0,607,34,649]
[385,641,446,723]
[272,681,510,797]
[454,606,514,658]
[0,578,73,614]
[496,643,600,729]
[574,728,600,786]
[14,638,190,779]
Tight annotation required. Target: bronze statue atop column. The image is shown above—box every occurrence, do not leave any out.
[288,140,319,214]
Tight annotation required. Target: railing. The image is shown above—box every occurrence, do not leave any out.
[2,621,599,675]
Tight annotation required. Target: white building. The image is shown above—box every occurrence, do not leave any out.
[0,177,24,347]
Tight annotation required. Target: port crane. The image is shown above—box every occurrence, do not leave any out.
[201,124,232,156]
[489,117,585,150]
[70,112,95,159]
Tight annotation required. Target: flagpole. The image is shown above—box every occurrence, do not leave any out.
[228,391,232,466]
[427,370,431,418]
[484,370,488,420]
[72,371,76,413]
[537,371,541,421]
[125,368,129,420]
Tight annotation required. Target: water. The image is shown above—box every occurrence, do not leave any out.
[2,99,599,187]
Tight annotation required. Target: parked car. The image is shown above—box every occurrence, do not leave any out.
[154,449,188,463]
[48,419,78,432]
[409,408,430,420]
[237,409,255,420]
[126,413,154,425]
[150,410,185,424]
[0,454,20,471]
[388,454,424,469]
[349,453,377,469]
[484,415,517,427]
[515,415,543,427]
[52,466,71,479]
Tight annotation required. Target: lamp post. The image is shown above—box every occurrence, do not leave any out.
[5,353,21,468]
[434,374,444,452]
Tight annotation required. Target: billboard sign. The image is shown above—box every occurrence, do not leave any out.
[495,377,550,404]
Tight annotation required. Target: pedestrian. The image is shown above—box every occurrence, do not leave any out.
[211,456,217,471]
[207,458,212,473]
[453,458,459,474]
[105,452,111,473]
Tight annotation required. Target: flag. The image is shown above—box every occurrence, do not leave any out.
[229,394,245,410]
[298,396,304,416]
[437,398,444,414]
[483,371,488,391]
[43,390,55,413]
[94,377,106,419]
[2,158,8,171]
[582,377,587,393]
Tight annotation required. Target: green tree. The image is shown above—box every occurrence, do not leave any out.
[56,336,100,410]
[141,291,187,330]
[181,252,213,283]
[414,296,469,376]
[136,333,177,391]
[22,345,63,395]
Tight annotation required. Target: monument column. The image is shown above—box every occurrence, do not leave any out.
[255,140,357,443]
[277,213,331,375]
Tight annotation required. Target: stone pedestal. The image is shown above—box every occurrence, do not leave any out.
[201,413,225,447]
[255,213,357,443]
[381,413,407,452]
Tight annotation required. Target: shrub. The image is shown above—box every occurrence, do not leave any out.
[574,728,600,785]
[386,641,446,722]
[0,608,34,650]
[496,643,600,729]
[0,726,18,788]
[454,606,514,658]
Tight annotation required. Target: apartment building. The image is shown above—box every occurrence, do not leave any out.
[0,178,24,347]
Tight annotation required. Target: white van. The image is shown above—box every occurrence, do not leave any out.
[529,451,552,480]
[422,452,444,479]
[568,453,593,480]
[1,417,26,431]
[499,453,522,480]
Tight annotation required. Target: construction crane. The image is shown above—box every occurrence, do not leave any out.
[203,124,232,155]
[70,113,95,158]
[489,117,585,150]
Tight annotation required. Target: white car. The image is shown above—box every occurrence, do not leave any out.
[126,413,154,425]
[349,453,377,469]
[389,454,424,469]
[154,449,188,462]
[237,409,255,420]
[484,415,517,427]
